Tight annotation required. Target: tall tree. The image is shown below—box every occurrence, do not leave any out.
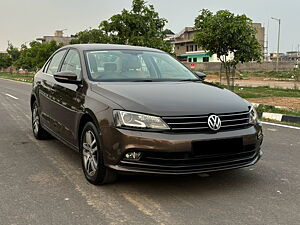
[7,43,21,64]
[70,28,109,44]
[99,0,172,53]
[0,53,12,69]
[194,9,263,88]
[70,0,172,53]
[15,41,63,71]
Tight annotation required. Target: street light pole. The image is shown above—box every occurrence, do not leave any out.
[271,17,281,72]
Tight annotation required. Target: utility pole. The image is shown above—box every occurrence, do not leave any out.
[271,17,281,72]
[264,20,270,62]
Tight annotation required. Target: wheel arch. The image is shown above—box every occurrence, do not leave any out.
[77,109,101,148]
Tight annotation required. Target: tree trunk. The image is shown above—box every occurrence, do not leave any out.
[225,64,230,88]
[219,63,223,85]
[231,66,236,91]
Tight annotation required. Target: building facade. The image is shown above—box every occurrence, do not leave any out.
[36,30,75,45]
[172,23,265,63]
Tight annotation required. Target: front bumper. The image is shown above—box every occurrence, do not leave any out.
[101,124,263,175]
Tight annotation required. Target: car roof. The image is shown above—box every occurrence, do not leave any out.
[63,44,164,53]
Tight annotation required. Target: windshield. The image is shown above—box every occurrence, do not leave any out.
[85,50,198,81]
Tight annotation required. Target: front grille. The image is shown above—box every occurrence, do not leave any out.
[162,111,250,133]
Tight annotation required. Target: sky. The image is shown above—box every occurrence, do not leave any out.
[0,0,299,53]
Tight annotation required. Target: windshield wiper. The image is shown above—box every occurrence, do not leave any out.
[132,79,154,82]
[177,79,200,81]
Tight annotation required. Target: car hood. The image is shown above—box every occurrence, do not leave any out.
[91,81,250,116]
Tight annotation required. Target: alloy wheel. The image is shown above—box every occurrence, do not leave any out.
[82,130,98,177]
[32,104,40,135]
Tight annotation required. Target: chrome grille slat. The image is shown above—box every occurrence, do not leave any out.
[219,112,249,117]
[168,121,207,125]
[171,127,209,130]
[163,115,208,119]
[221,123,250,128]
[163,111,250,132]
[222,118,249,123]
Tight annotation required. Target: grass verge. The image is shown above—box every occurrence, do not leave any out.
[261,118,300,128]
[240,70,300,80]
[255,105,300,117]
[0,72,34,83]
[234,86,300,98]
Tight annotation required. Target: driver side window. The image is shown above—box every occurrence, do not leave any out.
[61,49,82,77]
[47,50,67,75]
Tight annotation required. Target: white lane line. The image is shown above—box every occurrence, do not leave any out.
[5,93,19,100]
[262,121,300,130]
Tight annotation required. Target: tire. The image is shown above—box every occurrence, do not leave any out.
[31,101,51,140]
[80,122,117,185]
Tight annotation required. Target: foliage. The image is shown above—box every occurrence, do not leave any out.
[15,41,63,71]
[0,53,12,69]
[255,105,300,117]
[7,43,21,63]
[232,85,300,98]
[72,0,172,53]
[70,29,109,44]
[163,29,175,35]
[194,9,263,88]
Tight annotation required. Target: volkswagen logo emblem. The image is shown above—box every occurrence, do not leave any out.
[208,115,221,131]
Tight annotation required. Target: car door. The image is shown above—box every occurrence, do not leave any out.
[39,49,67,133]
[50,48,84,146]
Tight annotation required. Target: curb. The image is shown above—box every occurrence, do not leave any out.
[251,102,300,123]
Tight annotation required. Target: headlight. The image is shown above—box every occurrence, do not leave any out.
[113,110,170,130]
[249,106,258,124]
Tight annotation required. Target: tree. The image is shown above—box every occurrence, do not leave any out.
[6,42,21,69]
[163,29,175,35]
[99,0,172,53]
[70,28,109,44]
[70,0,172,53]
[15,41,63,71]
[0,53,12,70]
[194,9,263,88]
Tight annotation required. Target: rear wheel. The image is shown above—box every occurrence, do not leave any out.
[80,122,117,185]
[31,101,51,140]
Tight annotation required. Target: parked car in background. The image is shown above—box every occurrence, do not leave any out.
[31,44,263,185]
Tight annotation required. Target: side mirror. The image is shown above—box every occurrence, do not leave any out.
[194,71,207,80]
[54,72,82,85]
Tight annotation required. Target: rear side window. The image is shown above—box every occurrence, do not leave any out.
[47,50,67,75]
[60,49,82,77]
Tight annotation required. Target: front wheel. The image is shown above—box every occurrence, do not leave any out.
[80,122,117,185]
[31,101,51,140]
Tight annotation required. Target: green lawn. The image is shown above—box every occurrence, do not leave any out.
[261,118,300,127]
[0,72,34,83]
[256,105,300,117]
[209,70,300,81]
[240,70,300,80]
[233,86,300,98]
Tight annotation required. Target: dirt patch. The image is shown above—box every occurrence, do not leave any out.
[247,97,300,110]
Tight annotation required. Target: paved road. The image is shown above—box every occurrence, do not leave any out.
[0,78,299,225]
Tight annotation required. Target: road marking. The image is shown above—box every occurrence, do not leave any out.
[5,93,19,100]
[262,122,300,130]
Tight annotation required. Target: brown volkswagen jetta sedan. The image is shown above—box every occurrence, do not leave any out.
[31,44,263,185]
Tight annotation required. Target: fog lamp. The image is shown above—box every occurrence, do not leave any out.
[125,152,142,160]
